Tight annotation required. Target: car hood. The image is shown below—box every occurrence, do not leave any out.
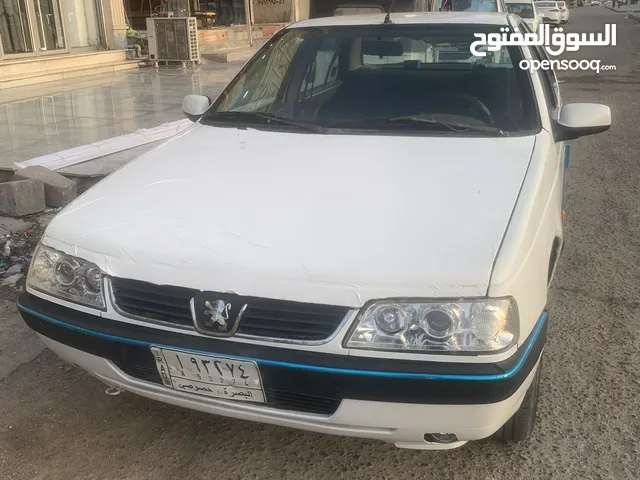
[44,124,535,308]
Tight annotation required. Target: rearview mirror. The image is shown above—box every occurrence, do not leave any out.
[182,94,211,122]
[362,39,404,57]
[555,103,611,141]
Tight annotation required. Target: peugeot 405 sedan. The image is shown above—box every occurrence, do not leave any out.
[18,12,611,450]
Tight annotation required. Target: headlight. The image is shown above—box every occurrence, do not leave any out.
[344,298,517,353]
[27,244,106,309]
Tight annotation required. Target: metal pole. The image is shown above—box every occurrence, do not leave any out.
[244,0,253,46]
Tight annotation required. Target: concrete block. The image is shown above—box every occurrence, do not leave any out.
[0,179,46,217]
[12,166,77,207]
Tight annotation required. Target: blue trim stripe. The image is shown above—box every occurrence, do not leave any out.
[17,301,546,382]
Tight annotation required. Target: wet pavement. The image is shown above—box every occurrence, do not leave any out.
[0,62,241,170]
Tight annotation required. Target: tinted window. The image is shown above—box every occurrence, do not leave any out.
[208,25,540,135]
[451,0,499,11]
[506,3,535,17]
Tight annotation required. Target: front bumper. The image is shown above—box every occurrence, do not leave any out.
[18,293,547,450]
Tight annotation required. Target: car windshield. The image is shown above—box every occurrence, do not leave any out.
[536,1,556,7]
[506,3,536,17]
[204,24,539,136]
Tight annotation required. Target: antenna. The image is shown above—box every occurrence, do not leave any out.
[383,0,395,24]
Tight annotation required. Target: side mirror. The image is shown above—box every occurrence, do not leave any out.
[182,94,211,122]
[554,103,611,141]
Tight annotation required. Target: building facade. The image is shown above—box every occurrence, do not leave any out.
[0,0,134,62]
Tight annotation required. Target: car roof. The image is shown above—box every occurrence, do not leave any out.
[288,12,512,29]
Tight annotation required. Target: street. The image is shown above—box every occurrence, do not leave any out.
[1,6,639,480]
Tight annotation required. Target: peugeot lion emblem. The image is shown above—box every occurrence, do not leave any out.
[191,292,246,337]
[203,300,231,331]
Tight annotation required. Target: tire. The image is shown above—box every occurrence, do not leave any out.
[494,359,542,443]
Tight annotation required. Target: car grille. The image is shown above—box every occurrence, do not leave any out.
[115,359,341,416]
[110,278,350,342]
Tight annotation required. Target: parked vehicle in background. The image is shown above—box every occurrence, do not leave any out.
[535,1,562,23]
[577,0,584,6]
[591,0,600,5]
[505,0,541,31]
[557,1,570,22]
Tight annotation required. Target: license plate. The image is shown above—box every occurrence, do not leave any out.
[150,347,265,403]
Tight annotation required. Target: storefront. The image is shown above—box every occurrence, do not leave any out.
[0,0,111,61]
[125,0,294,31]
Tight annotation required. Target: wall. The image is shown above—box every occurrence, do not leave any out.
[252,0,292,23]
[297,0,310,19]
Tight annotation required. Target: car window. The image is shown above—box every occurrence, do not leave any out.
[209,24,541,135]
[506,3,535,17]
[536,1,557,7]
[529,44,558,112]
[217,33,305,112]
[299,37,341,98]
[450,0,500,11]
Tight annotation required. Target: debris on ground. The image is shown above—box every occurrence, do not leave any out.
[1,273,24,287]
[0,209,58,298]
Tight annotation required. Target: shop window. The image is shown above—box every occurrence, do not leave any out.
[0,0,34,54]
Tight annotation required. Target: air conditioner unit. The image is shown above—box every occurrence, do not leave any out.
[146,17,200,66]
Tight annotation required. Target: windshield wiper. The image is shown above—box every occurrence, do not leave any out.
[201,111,324,133]
[387,116,507,135]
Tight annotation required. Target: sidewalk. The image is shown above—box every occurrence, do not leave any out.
[0,62,242,172]
[604,1,640,14]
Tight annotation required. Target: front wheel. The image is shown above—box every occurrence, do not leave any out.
[494,359,542,443]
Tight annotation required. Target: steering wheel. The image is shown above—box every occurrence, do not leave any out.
[427,93,495,126]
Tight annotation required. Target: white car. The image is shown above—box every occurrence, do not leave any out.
[19,12,611,451]
[535,0,562,23]
[505,0,542,31]
[557,0,570,22]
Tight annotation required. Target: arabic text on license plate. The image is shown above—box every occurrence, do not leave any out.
[150,347,265,403]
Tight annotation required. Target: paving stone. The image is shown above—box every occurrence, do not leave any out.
[0,179,45,217]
